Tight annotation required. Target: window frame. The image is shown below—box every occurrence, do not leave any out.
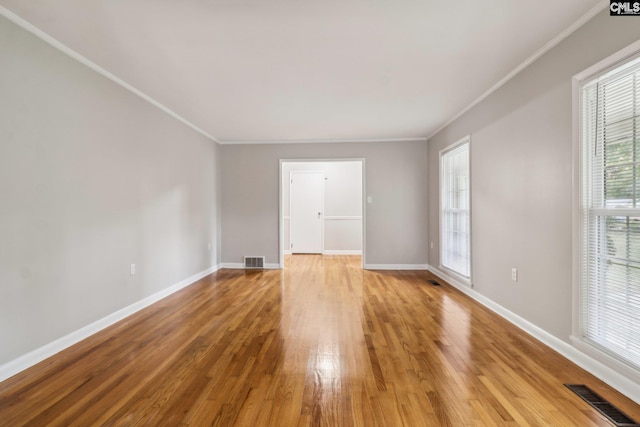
[439,135,472,284]
[572,40,640,384]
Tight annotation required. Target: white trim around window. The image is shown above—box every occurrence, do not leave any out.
[572,39,640,385]
[440,135,471,284]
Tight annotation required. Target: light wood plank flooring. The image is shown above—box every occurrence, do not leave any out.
[1,255,639,426]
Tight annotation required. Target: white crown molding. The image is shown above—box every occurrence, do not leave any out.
[427,264,640,404]
[0,264,219,383]
[426,0,608,141]
[218,137,427,145]
[1,2,608,148]
[0,6,221,145]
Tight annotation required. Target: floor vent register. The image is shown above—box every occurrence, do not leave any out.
[565,384,639,427]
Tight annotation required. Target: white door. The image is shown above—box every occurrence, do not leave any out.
[290,171,324,253]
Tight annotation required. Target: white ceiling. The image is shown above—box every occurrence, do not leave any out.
[0,0,603,143]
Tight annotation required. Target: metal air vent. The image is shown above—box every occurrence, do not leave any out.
[244,256,265,269]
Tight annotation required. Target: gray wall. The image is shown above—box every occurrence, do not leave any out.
[221,141,428,266]
[427,11,640,341]
[0,16,220,364]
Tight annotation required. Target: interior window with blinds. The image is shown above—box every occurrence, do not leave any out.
[441,138,470,279]
[581,55,640,371]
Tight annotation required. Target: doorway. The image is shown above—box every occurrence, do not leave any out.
[279,159,365,268]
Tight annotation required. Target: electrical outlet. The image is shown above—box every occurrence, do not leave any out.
[130,264,136,275]
[430,241,434,249]
[511,268,517,282]
[208,242,211,251]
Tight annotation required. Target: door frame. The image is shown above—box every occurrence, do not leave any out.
[279,158,366,269]
[289,170,325,254]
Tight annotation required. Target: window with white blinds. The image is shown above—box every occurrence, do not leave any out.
[441,138,470,279]
[580,55,640,371]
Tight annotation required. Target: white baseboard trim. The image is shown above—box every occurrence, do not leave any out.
[0,264,220,383]
[284,250,292,255]
[219,263,246,269]
[323,250,362,255]
[364,263,429,270]
[428,265,472,289]
[219,263,281,270]
[427,265,640,404]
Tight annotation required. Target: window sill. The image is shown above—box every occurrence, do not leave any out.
[570,335,640,386]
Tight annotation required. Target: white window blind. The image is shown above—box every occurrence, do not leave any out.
[581,55,640,370]
[441,139,470,278]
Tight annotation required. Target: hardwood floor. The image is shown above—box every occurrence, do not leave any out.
[1,255,639,426]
